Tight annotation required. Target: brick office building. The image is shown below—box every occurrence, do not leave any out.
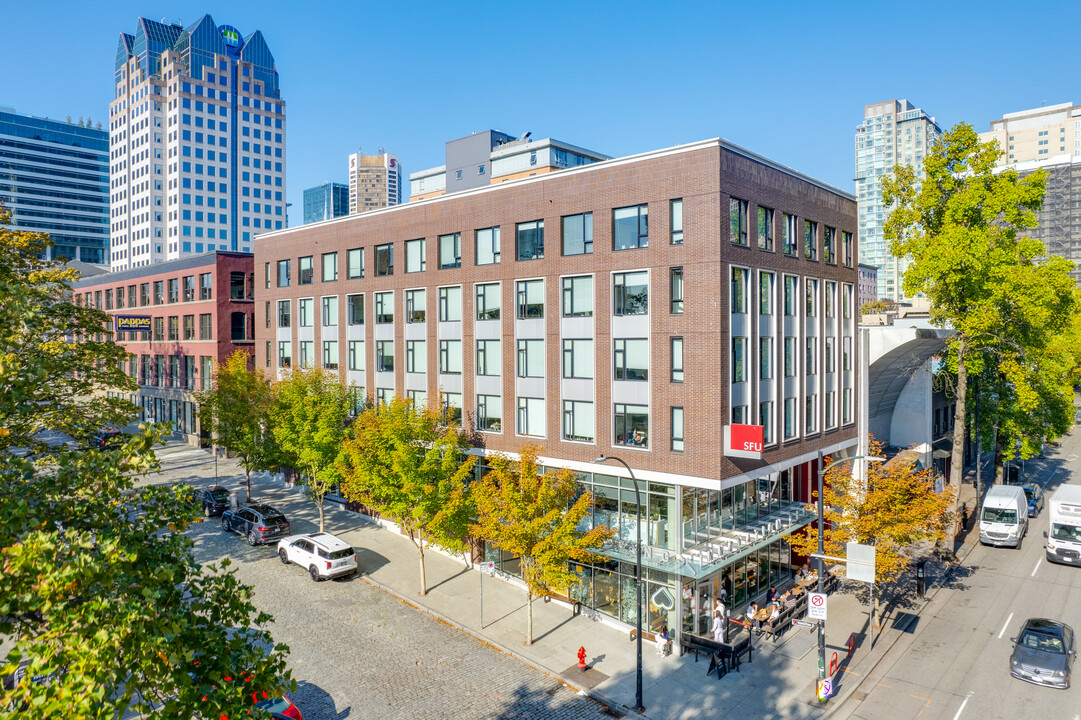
[254,138,859,642]
[72,251,256,443]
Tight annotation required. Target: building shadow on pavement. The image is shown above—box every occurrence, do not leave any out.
[490,681,623,720]
[291,680,350,719]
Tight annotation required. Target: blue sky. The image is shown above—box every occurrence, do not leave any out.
[2,0,1079,225]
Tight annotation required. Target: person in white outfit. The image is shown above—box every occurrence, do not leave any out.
[711,610,724,643]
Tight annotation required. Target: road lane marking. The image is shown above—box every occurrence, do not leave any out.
[1031,558,1042,576]
[952,691,973,720]
[998,613,1014,639]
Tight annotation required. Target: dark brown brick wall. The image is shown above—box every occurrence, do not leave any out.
[254,141,858,483]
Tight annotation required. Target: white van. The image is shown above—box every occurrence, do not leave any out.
[1046,484,1081,565]
[980,485,1028,548]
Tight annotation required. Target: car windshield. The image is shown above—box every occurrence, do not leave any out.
[982,507,1016,524]
[1051,523,1081,542]
[329,548,354,560]
[1023,488,1035,502]
[209,489,230,501]
[1020,630,1065,654]
[255,697,291,712]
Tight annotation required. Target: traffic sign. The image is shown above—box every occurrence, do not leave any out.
[818,678,832,700]
[479,561,496,574]
[792,618,816,628]
[846,542,876,584]
[807,592,827,620]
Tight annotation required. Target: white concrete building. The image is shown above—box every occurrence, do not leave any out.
[109,15,286,271]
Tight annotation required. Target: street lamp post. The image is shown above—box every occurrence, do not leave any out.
[593,455,644,714]
[815,451,884,701]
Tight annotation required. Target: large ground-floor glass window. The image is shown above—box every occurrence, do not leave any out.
[680,538,793,637]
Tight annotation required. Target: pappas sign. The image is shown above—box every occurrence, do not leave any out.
[114,315,152,332]
[724,424,764,459]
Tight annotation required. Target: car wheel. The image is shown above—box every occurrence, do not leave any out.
[309,565,322,582]
[247,531,259,547]
[279,549,290,565]
[221,517,230,532]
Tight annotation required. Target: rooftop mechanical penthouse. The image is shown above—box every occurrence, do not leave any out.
[254,138,859,639]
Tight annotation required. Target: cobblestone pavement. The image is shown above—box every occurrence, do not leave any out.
[155,444,617,720]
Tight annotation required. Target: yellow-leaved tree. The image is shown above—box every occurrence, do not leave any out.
[471,446,613,645]
[788,439,956,588]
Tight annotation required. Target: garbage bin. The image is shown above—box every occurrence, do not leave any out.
[916,560,926,597]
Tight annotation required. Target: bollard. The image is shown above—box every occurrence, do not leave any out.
[916,560,926,597]
[577,646,587,671]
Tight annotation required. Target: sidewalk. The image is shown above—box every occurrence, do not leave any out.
[172,442,985,720]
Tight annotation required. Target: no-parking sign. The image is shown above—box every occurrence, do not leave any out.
[807,592,827,620]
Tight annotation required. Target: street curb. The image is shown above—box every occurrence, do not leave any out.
[823,525,983,717]
[353,568,642,719]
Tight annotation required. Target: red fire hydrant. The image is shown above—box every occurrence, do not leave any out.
[577,646,587,671]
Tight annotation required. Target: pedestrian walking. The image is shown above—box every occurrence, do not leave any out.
[711,610,724,643]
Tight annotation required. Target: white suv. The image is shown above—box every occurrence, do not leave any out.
[277,533,358,581]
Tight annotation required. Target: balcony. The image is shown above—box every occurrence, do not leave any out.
[598,499,815,579]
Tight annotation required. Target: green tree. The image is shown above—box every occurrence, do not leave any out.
[471,447,613,645]
[0,438,293,718]
[338,395,476,595]
[0,208,136,455]
[0,213,290,718]
[882,123,1069,509]
[196,349,278,503]
[270,368,350,532]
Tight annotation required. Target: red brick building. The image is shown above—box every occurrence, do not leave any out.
[253,139,859,639]
[73,251,255,443]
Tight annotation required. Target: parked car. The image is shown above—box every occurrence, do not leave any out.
[255,695,303,719]
[1010,618,1075,689]
[1022,484,1045,518]
[192,485,232,517]
[221,504,291,546]
[277,532,358,581]
[79,428,125,451]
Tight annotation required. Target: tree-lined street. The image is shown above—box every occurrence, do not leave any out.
[836,422,1081,720]
[152,443,616,720]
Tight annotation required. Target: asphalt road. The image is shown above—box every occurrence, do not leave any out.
[151,445,617,720]
[837,417,1081,720]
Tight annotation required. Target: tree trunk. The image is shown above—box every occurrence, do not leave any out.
[245,468,252,502]
[993,432,1006,486]
[944,338,968,541]
[526,590,533,646]
[317,500,325,533]
[418,542,427,596]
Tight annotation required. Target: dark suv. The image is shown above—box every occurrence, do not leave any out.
[193,485,231,517]
[83,428,124,451]
[221,504,291,546]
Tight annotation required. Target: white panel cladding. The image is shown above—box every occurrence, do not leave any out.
[345,324,363,342]
[560,275,596,406]
[561,378,594,402]
[405,372,426,392]
[611,314,647,338]
[611,380,650,406]
[515,317,544,338]
[438,320,462,340]
[405,319,427,341]
[439,373,464,395]
[475,319,500,340]
[475,375,501,396]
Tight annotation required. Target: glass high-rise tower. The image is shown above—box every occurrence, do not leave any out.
[0,107,109,263]
[303,182,349,224]
[855,99,940,304]
[109,15,286,270]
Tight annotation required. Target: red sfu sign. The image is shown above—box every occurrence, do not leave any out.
[724,424,764,459]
